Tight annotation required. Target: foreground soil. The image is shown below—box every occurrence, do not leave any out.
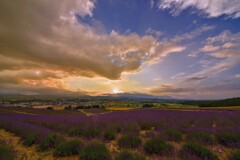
[0,128,235,160]
[0,129,78,160]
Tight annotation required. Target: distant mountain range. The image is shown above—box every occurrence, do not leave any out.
[1,93,239,104]
[100,93,172,100]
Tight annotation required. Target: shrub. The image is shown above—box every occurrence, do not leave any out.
[68,139,83,154]
[166,129,182,141]
[54,140,70,157]
[104,131,115,141]
[143,137,173,155]
[118,135,142,149]
[187,131,215,145]
[38,133,64,151]
[23,134,37,146]
[216,132,240,148]
[68,127,84,137]
[139,122,152,131]
[114,125,122,133]
[64,105,72,110]
[84,128,100,139]
[75,106,84,110]
[142,104,153,108]
[80,142,111,160]
[142,131,156,139]
[116,150,145,160]
[109,123,123,133]
[229,150,240,160]
[122,125,139,134]
[0,143,15,160]
[179,143,219,160]
[92,105,100,108]
[54,139,83,157]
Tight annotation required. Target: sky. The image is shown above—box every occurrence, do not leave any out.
[0,0,240,99]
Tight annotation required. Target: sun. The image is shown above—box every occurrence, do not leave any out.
[35,70,41,75]
[112,87,122,94]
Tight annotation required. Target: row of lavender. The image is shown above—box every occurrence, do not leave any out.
[0,108,239,141]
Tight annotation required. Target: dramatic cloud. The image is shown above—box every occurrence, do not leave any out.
[0,70,61,84]
[0,0,184,80]
[0,0,186,95]
[0,83,87,96]
[0,69,73,95]
[158,0,240,18]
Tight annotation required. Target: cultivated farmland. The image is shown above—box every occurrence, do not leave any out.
[0,107,240,160]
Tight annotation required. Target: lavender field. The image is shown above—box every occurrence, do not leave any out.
[0,107,240,160]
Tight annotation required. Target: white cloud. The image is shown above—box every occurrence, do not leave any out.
[202,30,240,58]
[147,82,240,99]
[170,72,185,80]
[172,24,215,42]
[146,27,162,38]
[150,0,155,8]
[147,28,240,99]
[60,0,95,17]
[197,59,236,76]
[188,51,199,57]
[158,0,240,18]
[200,45,220,52]
[153,77,162,81]
[210,50,240,58]
[222,42,237,48]
[206,30,240,44]
[235,73,240,78]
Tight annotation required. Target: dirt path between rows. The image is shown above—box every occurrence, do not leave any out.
[0,128,234,160]
[0,129,78,160]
